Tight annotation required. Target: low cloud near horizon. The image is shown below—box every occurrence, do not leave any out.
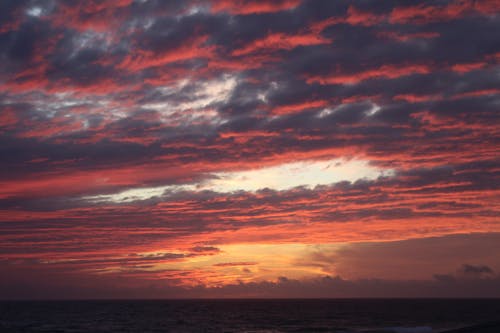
[2,233,499,299]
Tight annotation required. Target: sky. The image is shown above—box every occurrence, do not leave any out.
[0,0,499,299]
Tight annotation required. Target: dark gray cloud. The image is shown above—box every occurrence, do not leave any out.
[460,264,494,277]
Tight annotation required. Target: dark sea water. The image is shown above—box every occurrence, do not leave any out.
[0,299,499,333]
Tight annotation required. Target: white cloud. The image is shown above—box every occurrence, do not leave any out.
[143,75,237,125]
[85,158,394,203]
[365,103,381,116]
[317,102,381,118]
[26,7,43,17]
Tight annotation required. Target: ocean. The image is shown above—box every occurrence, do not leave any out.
[0,299,499,332]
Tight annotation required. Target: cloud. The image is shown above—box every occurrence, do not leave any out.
[295,233,500,280]
[210,0,301,15]
[190,246,221,254]
[0,0,499,298]
[213,262,258,267]
[83,158,392,203]
[459,264,494,277]
[2,264,500,299]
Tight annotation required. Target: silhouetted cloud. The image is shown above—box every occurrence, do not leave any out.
[460,264,494,277]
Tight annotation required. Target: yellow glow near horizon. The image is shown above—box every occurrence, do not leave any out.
[146,243,340,287]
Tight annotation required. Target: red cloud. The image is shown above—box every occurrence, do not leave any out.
[308,64,431,85]
[390,0,500,24]
[51,0,133,32]
[232,32,330,56]
[210,0,301,15]
[344,5,383,26]
[376,31,440,42]
[119,35,215,71]
[271,100,328,115]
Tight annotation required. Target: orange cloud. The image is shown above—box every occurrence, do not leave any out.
[210,0,301,15]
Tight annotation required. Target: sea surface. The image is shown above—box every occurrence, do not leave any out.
[0,299,499,332]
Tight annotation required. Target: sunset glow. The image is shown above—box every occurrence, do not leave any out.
[0,0,499,299]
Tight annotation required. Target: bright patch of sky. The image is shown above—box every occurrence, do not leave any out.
[70,31,113,58]
[142,74,237,125]
[317,102,381,118]
[26,7,43,17]
[85,158,394,203]
[365,103,381,116]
